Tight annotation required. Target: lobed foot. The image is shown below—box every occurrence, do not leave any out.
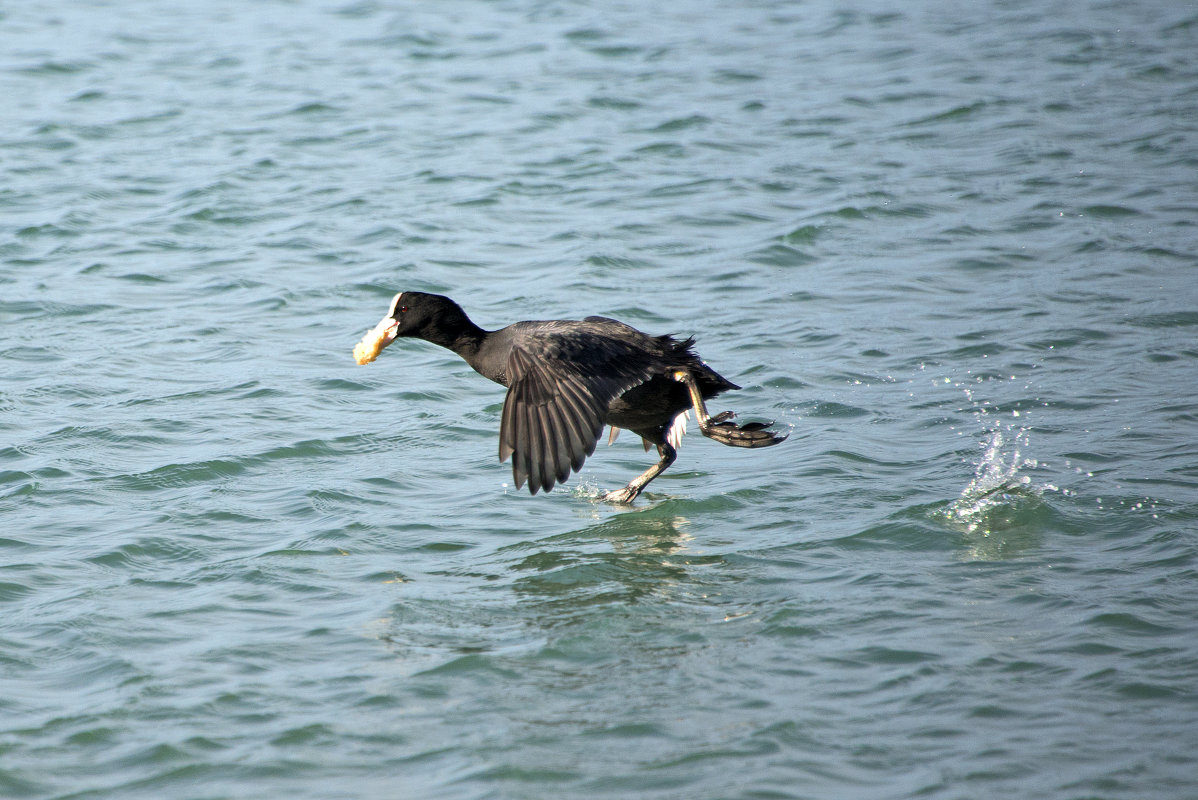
[672,370,787,448]
[701,415,787,447]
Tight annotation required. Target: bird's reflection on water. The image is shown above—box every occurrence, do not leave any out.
[501,509,719,609]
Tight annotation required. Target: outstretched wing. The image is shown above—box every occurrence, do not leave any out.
[499,326,659,494]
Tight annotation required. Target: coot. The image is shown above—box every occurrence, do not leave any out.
[355,292,786,502]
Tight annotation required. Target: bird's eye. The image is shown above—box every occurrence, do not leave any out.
[400,306,408,313]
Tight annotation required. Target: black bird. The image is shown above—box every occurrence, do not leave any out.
[355,292,786,502]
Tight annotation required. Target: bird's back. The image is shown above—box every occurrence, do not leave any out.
[474,317,691,385]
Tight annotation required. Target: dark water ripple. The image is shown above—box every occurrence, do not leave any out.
[4,0,1198,798]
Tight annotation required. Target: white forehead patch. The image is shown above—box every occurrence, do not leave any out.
[387,292,404,318]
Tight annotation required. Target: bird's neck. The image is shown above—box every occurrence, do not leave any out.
[423,320,489,369]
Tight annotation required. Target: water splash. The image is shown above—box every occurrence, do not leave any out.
[946,425,1038,534]
[928,366,1049,537]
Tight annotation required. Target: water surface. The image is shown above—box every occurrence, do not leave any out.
[3,1,1197,798]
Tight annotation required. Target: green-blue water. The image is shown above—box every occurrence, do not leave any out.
[3,1,1197,798]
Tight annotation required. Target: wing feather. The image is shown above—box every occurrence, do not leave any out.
[549,383,591,472]
[499,387,517,464]
[525,399,554,494]
[513,405,530,490]
[498,332,658,493]
[536,401,563,491]
[525,397,547,492]
[540,399,573,485]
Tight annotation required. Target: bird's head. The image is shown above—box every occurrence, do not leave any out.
[353,291,472,364]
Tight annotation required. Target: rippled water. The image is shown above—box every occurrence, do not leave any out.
[4,1,1198,798]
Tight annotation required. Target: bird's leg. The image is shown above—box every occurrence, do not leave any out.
[673,369,732,431]
[602,442,677,504]
[672,369,787,448]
